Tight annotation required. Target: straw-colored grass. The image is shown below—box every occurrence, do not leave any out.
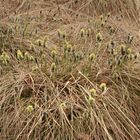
[0,0,140,140]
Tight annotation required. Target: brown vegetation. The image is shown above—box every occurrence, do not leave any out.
[0,0,140,140]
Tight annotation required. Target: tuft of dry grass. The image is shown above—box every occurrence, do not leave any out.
[0,0,140,140]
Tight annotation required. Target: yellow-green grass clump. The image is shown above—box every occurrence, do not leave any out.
[0,52,10,65]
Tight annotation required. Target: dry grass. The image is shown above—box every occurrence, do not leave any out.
[0,0,140,140]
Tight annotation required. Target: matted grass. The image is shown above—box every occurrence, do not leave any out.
[0,0,140,140]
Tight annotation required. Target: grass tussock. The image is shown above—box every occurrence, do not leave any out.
[0,0,140,140]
